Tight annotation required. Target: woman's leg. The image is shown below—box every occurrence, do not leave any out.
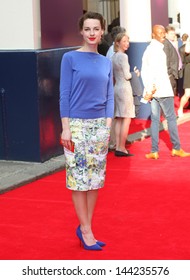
[115,118,122,150]
[178,88,190,116]
[87,189,99,240]
[115,117,131,152]
[109,119,116,149]
[119,118,131,151]
[72,190,98,245]
[87,189,98,225]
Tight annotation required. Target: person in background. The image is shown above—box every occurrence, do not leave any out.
[141,24,190,159]
[178,35,190,117]
[106,26,126,60]
[163,25,181,96]
[98,37,110,56]
[59,11,114,250]
[106,26,126,150]
[180,33,189,46]
[176,33,189,98]
[110,11,120,28]
[104,23,113,47]
[174,33,180,49]
[112,32,136,157]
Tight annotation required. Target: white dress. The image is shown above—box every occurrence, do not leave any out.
[112,51,135,118]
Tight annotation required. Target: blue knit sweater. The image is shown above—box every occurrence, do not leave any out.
[59,50,114,119]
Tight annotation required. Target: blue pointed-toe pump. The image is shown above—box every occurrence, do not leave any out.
[76,226,102,251]
[96,240,106,247]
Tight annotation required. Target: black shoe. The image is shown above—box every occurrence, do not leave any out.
[115,150,134,157]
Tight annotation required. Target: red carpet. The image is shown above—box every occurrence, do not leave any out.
[0,121,190,260]
[129,118,151,134]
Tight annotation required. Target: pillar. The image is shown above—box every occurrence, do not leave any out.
[119,0,169,119]
[120,0,151,43]
[179,0,190,35]
[119,0,152,119]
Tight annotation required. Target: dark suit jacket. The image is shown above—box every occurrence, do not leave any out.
[179,44,186,65]
[179,43,190,84]
[163,38,179,79]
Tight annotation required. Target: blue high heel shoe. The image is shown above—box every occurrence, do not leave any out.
[76,226,102,251]
[96,240,106,247]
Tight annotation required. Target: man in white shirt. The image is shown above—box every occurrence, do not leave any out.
[141,25,190,159]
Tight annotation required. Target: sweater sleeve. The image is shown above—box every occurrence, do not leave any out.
[121,53,132,80]
[105,63,114,118]
[59,53,72,118]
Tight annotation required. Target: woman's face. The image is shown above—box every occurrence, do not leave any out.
[80,18,104,45]
[118,35,130,52]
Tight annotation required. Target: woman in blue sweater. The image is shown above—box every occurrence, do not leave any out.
[60,12,114,250]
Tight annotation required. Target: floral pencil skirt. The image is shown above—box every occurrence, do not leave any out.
[64,118,110,191]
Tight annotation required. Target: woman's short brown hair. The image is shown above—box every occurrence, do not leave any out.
[78,11,106,31]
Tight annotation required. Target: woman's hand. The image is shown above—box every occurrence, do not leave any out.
[61,118,74,152]
[106,118,112,128]
[61,129,74,152]
[61,130,75,152]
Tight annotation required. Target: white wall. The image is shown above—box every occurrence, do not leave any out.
[168,0,179,23]
[168,0,190,35]
[0,0,41,50]
[178,0,190,35]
